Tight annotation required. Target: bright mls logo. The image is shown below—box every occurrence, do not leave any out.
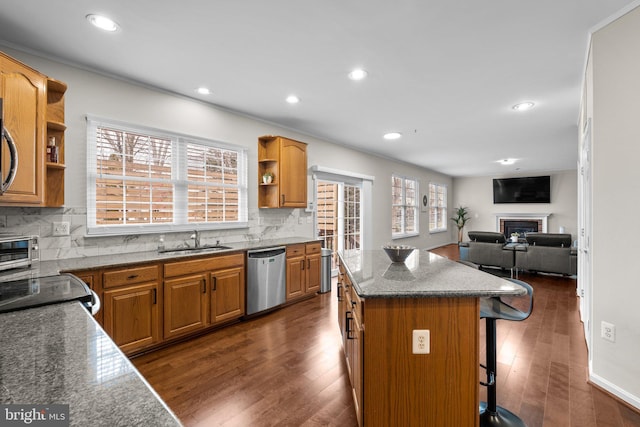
[1,405,69,426]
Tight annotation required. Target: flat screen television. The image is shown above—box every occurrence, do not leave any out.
[493,176,550,204]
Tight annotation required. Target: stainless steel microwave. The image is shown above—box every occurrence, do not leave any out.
[0,235,39,272]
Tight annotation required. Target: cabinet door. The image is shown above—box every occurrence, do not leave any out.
[210,266,245,324]
[279,138,307,207]
[286,256,305,300]
[351,311,364,427]
[305,253,321,294]
[0,55,46,205]
[103,282,159,354]
[164,274,208,339]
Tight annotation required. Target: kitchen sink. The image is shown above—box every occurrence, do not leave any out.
[158,245,232,255]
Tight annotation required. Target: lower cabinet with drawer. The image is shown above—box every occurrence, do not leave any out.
[285,241,322,301]
[163,253,245,340]
[102,264,161,354]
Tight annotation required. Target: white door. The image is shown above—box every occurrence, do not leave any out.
[578,119,592,352]
[316,180,362,276]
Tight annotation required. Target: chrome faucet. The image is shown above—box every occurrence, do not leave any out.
[190,230,201,248]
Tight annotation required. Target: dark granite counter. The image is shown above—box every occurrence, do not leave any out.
[339,249,526,298]
[0,302,182,426]
[0,237,320,282]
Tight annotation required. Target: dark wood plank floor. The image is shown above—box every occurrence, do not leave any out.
[133,245,640,427]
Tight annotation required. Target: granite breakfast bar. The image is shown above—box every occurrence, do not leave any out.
[337,249,527,427]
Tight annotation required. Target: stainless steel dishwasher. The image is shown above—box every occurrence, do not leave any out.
[246,246,286,315]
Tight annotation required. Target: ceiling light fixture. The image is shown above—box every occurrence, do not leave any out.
[512,102,535,111]
[286,95,300,104]
[86,14,119,32]
[498,158,517,165]
[383,132,402,140]
[195,87,211,95]
[348,69,368,81]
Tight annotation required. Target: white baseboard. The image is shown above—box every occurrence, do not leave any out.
[589,371,640,410]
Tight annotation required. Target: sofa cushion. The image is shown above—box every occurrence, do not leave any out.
[468,231,506,244]
[525,233,572,248]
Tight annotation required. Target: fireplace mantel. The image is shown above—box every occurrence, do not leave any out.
[495,213,550,234]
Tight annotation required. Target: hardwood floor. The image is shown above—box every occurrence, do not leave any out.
[133,245,640,427]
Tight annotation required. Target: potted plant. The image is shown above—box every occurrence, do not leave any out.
[262,171,274,184]
[450,206,470,243]
[510,232,520,243]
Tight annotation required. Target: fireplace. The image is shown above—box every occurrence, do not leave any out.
[502,220,540,240]
[496,213,550,241]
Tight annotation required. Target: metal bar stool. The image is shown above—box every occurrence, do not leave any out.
[480,278,534,427]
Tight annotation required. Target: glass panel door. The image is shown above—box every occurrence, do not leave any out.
[316,180,362,275]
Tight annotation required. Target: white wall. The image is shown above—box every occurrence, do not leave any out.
[587,6,640,408]
[452,170,578,241]
[0,46,453,259]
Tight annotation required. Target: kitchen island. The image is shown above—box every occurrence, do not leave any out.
[337,249,527,427]
[0,302,182,426]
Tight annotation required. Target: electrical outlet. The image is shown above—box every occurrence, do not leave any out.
[601,321,616,342]
[53,221,70,236]
[412,329,430,354]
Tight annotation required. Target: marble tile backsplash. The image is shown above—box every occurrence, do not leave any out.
[0,206,313,261]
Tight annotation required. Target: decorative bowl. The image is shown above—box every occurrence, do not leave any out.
[382,245,415,263]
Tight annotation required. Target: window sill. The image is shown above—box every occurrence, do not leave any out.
[392,232,419,240]
[429,229,448,234]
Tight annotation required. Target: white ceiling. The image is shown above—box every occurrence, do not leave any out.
[0,0,634,177]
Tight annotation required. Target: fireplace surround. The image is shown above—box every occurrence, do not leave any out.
[496,213,549,240]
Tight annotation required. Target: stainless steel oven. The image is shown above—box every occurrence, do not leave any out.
[0,235,39,272]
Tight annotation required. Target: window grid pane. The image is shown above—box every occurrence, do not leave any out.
[391,175,419,236]
[89,119,247,232]
[428,183,448,231]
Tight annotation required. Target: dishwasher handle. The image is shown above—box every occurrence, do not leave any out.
[247,246,286,259]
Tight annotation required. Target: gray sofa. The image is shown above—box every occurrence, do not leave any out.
[466,231,514,270]
[515,233,577,276]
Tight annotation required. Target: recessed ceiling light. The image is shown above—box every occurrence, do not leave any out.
[286,95,300,104]
[348,69,368,81]
[86,14,119,32]
[196,87,211,95]
[498,159,517,165]
[383,132,402,140]
[512,102,535,111]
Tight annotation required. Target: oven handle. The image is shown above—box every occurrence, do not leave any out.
[1,128,19,195]
[90,290,101,316]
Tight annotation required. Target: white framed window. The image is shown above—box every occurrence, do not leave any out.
[392,174,419,238]
[429,182,447,233]
[86,116,248,235]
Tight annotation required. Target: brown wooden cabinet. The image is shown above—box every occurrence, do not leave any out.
[210,265,245,324]
[337,257,480,427]
[286,242,321,301]
[163,273,208,340]
[0,52,65,207]
[257,135,307,208]
[338,261,363,425]
[163,253,245,340]
[0,52,46,205]
[102,264,161,354]
[45,78,66,206]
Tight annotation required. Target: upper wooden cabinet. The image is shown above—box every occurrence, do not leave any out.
[258,135,307,208]
[0,52,46,205]
[0,52,66,206]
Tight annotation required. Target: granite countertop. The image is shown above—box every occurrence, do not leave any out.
[0,302,182,426]
[0,237,320,282]
[339,249,527,298]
